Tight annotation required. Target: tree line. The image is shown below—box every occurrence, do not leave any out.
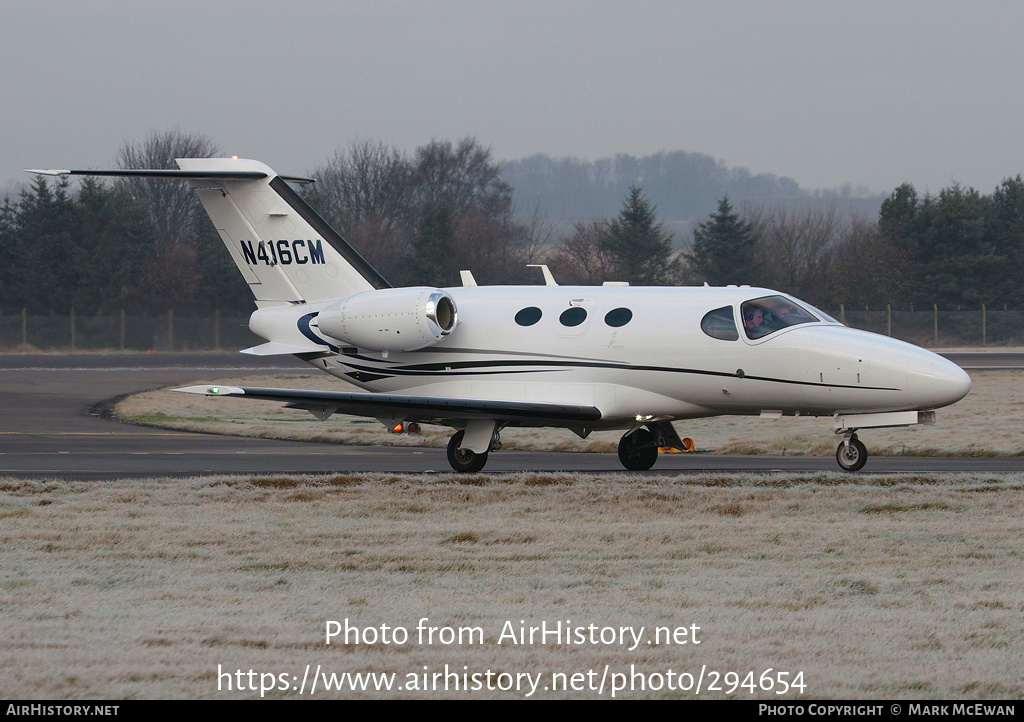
[548,176,1024,316]
[1,130,1022,319]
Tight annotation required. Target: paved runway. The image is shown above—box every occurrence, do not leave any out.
[1,352,1021,479]
[942,351,1024,369]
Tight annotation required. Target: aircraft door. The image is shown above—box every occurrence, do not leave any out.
[552,297,594,337]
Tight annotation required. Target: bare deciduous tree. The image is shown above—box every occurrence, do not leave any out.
[116,129,220,249]
[828,216,910,308]
[305,139,416,282]
[747,203,842,302]
[407,138,530,286]
[413,137,513,218]
[547,220,614,285]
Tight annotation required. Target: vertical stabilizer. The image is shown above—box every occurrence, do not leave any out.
[177,158,390,307]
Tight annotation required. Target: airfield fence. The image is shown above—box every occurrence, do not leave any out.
[0,310,260,352]
[0,305,1021,351]
[832,304,1022,347]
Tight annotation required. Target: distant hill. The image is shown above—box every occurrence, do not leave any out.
[500,150,884,237]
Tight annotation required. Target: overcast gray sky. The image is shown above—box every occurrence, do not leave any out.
[4,0,1023,196]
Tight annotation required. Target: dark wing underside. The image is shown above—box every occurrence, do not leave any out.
[175,385,603,427]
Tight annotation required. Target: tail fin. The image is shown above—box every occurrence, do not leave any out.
[178,158,389,306]
[27,158,390,307]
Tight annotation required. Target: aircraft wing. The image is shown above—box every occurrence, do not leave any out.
[175,385,603,427]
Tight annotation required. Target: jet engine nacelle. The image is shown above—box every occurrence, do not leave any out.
[317,287,458,352]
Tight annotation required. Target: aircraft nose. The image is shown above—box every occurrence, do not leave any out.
[906,353,972,409]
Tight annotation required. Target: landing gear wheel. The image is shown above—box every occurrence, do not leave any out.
[618,428,658,471]
[447,430,489,473]
[836,435,867,472]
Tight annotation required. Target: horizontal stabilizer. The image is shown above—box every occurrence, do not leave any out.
[24,168,315,183]
[240,341,330,356]
[174,385,603,426]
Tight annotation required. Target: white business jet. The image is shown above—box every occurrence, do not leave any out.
[27,158,971,472]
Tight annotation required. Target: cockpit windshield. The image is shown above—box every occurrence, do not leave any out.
[740,295,819,339]
[801,301,841,325]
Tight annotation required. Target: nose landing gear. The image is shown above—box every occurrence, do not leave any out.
[835,431,867,472]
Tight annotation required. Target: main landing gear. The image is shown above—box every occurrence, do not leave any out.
[446,430,489,472]
[616,421,689,471]
[445,421,684,473]
[446,427,504,473]
[835,430,867,472]
[618,428,658,470]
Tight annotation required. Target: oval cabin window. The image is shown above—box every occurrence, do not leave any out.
[515,307,543,326]
[604,307,633,327]
[559,307,588,327]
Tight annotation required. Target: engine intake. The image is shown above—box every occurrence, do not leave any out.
[317,287,458,352]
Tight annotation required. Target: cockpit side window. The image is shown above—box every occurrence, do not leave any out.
[741,295,817,339]
[701,306,739,341]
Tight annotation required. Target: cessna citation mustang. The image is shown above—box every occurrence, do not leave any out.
[28,158,972,473]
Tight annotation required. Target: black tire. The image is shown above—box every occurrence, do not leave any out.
[617,428,658,471]
[836,436,868,472]
[447,430,488,473]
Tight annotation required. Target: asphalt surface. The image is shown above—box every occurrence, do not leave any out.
[941,351,1024,369]
[1,352,1021,480]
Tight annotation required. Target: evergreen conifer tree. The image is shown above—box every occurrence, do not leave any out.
[685,196,760,285]
[600,186,675,285]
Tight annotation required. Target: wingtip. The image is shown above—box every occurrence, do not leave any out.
[24,168,70,176]
[174,385,245,396]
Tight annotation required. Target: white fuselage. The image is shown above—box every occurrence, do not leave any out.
[253,285,971,430]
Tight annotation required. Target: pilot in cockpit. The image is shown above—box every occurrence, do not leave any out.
[764,303,794,330]
[742,296,817,339]
[743,306,767,338]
